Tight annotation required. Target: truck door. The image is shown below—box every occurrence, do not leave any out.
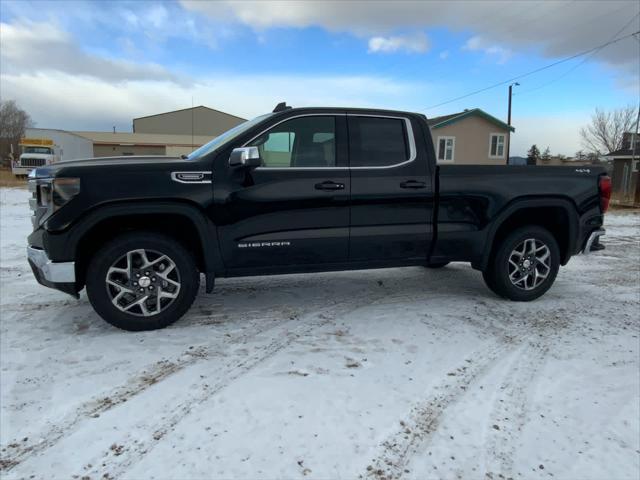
[348,114,434,262]
[218,114,350,271]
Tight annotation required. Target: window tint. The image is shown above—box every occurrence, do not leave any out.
[349,116,409,167]
[249,116,336,168]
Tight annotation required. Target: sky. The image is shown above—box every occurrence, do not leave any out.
[0,0,639,156]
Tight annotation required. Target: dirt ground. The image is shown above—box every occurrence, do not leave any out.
[0,169,27,189]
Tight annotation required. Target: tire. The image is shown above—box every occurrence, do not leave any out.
[426,262,450,269]
[482,226,560,301]
[86,232,200,331]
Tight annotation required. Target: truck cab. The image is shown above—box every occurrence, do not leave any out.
[13,139,59,177]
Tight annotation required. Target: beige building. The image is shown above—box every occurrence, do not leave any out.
[72,106,246,158]
[72,131,215,158]
[428,108,514,165]
[133,106,246,137]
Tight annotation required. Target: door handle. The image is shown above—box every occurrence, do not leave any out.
[400,180,426,189]
[315,181,345,191]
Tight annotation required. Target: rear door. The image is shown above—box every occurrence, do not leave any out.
[348,114,434,262]
[218,113,351,271]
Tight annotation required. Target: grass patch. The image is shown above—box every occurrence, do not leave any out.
[0,168,28,188]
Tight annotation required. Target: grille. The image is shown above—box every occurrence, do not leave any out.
[21,158,47,167]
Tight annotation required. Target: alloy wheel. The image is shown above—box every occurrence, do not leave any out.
[105,249,181,316]
[507,238,551,291]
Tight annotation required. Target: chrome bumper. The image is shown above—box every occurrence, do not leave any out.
[27,246,75,283]
[582,228,605,255]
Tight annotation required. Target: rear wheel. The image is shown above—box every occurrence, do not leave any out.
[86,232,199,331]
[482,226,559,301]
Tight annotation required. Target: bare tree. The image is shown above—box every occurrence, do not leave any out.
[541,146,551,162]
[0,100,34,167]
[580,105,637,155]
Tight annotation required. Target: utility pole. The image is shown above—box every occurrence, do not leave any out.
[191,96,194,150]
[506,82,519,165]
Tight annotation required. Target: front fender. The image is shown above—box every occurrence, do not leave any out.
[43,200,223,286]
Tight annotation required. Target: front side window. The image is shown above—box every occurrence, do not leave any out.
[349,116,409,167]
[249,116,336,168]
[490,134,506,157]
[437,136,455,162]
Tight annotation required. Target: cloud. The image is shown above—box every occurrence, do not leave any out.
[117,3,221,50]
[0,21,182,84]
[367,32,429,54]
[439,50,450,60]
[0,71,428,131]
[463,36,512,64]
[181,0,639,74]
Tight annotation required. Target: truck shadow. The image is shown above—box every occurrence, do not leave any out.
[177,264,489,330]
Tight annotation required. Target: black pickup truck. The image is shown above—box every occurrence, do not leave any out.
[27,104,610,331]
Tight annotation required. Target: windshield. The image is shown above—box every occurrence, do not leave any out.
[187,113,274,160]
[24,146,52,155]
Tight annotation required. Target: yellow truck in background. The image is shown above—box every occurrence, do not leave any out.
[12,129,94,177]
[12,138,59,177]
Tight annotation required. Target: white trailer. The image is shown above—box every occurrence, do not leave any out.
[12,128,93,177]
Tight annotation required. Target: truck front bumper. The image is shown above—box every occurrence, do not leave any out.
[27,246,79,298]
[12,166,35,176]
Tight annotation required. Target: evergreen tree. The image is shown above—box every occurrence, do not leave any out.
[527,144,540,165]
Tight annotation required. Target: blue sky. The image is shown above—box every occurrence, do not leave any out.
[1,0,638,156]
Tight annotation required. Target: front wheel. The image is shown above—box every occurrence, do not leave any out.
[86,232,200,331]
[482,226,560,301]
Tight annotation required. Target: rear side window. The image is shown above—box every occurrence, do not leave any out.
[349,116,409,167]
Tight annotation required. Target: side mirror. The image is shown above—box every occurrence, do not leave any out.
[229,147,261,168]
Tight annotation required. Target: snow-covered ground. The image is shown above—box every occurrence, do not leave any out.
[1,186,638,480]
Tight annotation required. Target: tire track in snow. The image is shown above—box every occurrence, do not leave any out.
[86,296,372,480]
[483,341,549,478]
[365,340,515,480]
[0,305,308,472]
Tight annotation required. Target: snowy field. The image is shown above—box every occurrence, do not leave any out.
[1,186,639,480]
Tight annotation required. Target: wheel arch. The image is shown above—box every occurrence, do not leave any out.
[63,201,222,292]
[478,197,578,271]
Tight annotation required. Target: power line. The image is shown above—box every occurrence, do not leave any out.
[515,11,640,97]
[424,29,640,111]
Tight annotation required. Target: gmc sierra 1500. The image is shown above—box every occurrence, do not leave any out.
[27,104,610,331]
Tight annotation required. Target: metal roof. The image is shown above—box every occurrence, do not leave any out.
[428,108,515,132]
[72,131,213,146]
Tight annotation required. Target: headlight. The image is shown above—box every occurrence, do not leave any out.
[52,177,81,208]
[30,177,80,229]
[38,177,80,211]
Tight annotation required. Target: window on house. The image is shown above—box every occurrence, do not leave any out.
[490,134,506,157]
[437,136,455,162]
